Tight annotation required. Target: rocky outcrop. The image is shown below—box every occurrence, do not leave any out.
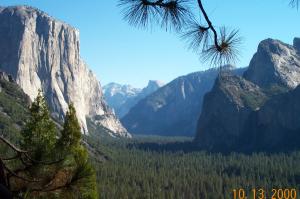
[194,73,267,151]
[122,68,246,136]
[240,85,300,151]
[0,6,129,137]
[0,71,15,83]
[195,38,300,152]
[244,38,300,89]
[103,80,164,118]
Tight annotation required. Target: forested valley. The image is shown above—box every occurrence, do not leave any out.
[86,134,300,199]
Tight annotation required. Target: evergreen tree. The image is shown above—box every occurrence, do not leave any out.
[59,103,81,151]
[22,90,56,160]
[58,103,98,198]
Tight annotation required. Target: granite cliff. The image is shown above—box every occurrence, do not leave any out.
[0,6,130,137]
[244,38,300,89]
[195,38,300,151]
[194,73,267,151]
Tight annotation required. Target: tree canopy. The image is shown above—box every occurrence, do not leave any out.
[22,90,56,160]
[0,92,98,198]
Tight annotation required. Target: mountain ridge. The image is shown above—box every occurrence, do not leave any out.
[122,67,246,137]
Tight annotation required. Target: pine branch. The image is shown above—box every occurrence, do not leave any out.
[119,0,241,66]
[1,158,39,183]
[118,0,192,30]
[290,0,299,8]
[197,0,220,51]
[0,135,63,166]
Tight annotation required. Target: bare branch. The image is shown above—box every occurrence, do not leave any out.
[2,154,20,161]
[0,136,27,154]
[24,153,64,166]
[2,160,40,182]
[0,135,64,166]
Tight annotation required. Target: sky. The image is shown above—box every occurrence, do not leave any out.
[1,0,299,88]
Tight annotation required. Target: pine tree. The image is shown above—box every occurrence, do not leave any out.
[59,103,81,151]
[58,103,98,198]
[22,90,56,160]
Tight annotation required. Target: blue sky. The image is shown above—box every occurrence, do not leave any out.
[1,0,299,87]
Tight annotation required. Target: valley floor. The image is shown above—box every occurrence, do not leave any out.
[86,135,300,199]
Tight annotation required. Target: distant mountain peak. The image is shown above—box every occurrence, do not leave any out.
[122,68,247,137]
[147,80,165,88]
[103,80,164,118]
[103,82,141,98]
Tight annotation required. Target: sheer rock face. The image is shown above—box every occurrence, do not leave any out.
[240,85,300,151]
[194,74,266,151]
[0,6,129,136]
[244,38,300,89]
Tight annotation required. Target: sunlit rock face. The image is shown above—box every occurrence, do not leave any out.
[244,38,300,89]
[0,6,130,137]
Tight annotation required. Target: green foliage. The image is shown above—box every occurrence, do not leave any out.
[71,160,98,199]
[264,84,290,96]
[73,145,88,166]
[0,80,98,198]
[56,103,98,199]
[88,136,300,199]
[240,91,267,110]
[0,79,31,184]
[18,101,98,198]
[0,79,29,142]
[59,103,82,151]
[22,90,56,159]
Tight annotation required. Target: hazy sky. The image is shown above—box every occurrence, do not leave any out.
[1,0,299,87]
